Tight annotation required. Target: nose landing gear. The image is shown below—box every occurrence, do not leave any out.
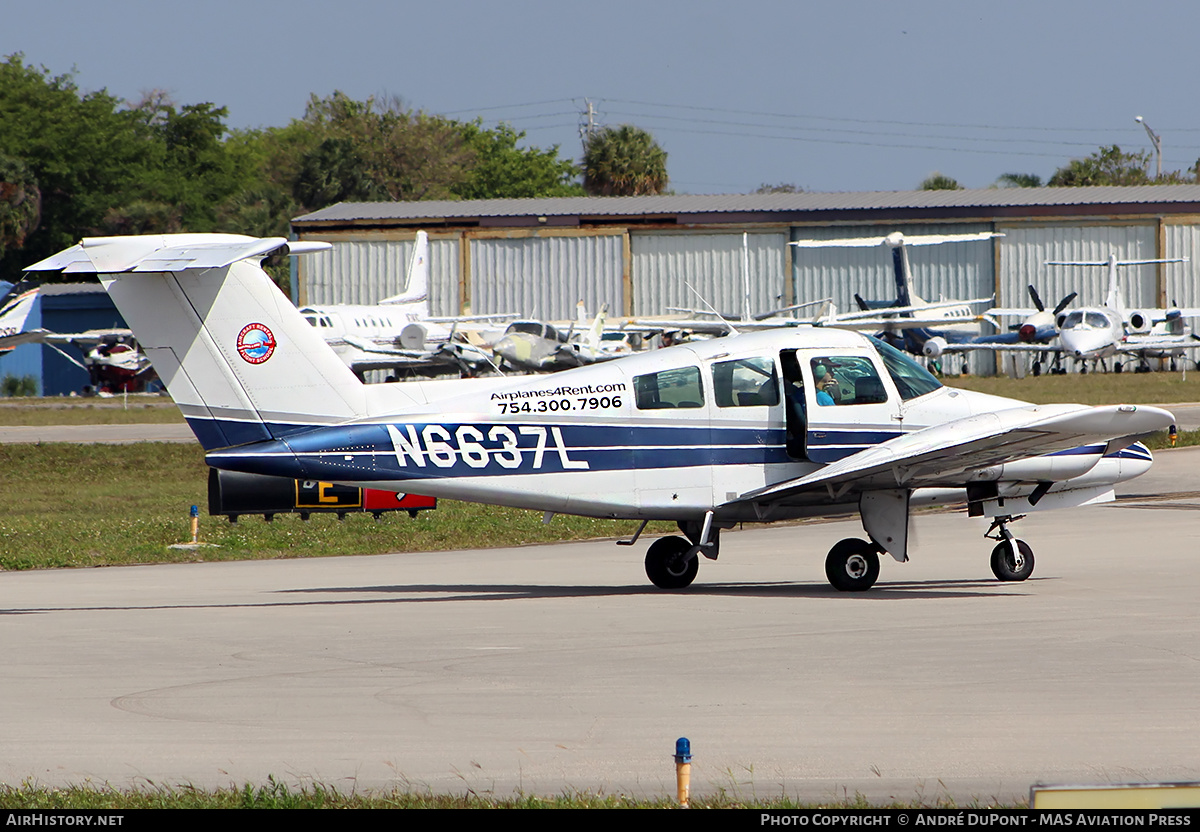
[984,515,1034,581]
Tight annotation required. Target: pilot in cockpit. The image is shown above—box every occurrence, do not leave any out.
[814,364,839,406]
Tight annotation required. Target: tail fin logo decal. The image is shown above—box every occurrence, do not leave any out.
[237,323,277,364]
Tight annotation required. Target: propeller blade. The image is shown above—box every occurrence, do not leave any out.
[1027,284,1045,312]
[1052,292,1078,316]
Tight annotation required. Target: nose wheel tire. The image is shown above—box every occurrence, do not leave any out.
[990,539,1034,581]
[825,538,881,592]
[645,536,699,589]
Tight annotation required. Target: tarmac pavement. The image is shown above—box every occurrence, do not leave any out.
[3,447,1200,802]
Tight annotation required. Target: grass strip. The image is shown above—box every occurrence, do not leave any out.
[0,443,671,571]
[0,778,1017,809]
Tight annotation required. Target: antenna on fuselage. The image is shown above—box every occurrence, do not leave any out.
[684,282,739,336]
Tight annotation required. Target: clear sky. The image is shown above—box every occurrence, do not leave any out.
[5,0,1200,194]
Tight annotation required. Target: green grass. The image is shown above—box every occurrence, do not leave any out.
[0,779,1017,809]
[0,397,183,425]
[941,371,1200,405]
[0,444,670,571]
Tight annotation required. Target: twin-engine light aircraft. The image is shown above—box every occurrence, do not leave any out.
[26,234,1173,592]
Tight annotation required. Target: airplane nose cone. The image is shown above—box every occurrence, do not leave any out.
[1018,324,1036,342]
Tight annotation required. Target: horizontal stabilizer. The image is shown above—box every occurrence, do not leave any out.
[792,232,1003,249]
[25,235,331,274]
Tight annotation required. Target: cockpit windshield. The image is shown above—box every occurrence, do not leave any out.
[1061,311,1109,330]
[869,338,943,400]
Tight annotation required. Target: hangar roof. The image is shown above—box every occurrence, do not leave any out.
[292,185,1200,230]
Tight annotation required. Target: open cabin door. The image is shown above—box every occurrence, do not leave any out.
[795,348,903,464]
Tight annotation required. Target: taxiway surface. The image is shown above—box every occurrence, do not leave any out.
[3,448,1200,803]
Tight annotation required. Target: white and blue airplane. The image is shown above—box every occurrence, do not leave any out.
[25,234,1174,592]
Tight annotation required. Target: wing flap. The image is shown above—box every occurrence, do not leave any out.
[736,403,1173,504]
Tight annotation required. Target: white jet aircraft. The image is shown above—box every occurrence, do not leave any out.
[299,231,506,378]
[25,234,1173,592]
[947,255,1200,374]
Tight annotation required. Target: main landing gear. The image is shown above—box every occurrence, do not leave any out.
[638,514,721,590]
[824,538,881,592]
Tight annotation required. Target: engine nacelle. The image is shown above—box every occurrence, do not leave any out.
[208,469,436,522]
[1127,310,1153,334]
[964,449,1103,484]
[922,336,948,359]
[399,322,428,350]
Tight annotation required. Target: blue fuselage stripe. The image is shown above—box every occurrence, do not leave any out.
[192,416,1150,483]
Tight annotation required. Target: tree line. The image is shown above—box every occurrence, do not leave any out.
[0,55,671,283]
[5,54,1194,282]
[921,145,1200,190]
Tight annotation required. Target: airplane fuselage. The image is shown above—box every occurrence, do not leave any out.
[205,327,1152,523]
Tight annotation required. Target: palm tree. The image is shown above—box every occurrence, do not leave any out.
[919,172,963,191]
[582,125,668,196]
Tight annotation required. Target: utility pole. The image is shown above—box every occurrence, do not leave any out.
[579,98,598,152]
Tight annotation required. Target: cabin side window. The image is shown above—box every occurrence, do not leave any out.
[634,366,704,409]
[809,356,888,406]
[712,357,779,407]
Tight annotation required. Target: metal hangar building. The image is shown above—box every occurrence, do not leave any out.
[291,186,1200,371]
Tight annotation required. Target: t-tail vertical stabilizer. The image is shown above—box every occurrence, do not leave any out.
[25,234,366,450]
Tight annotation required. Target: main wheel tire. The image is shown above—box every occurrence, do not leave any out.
[990,539,1034,582]
[645,536,699,589]
[824,538,880,592]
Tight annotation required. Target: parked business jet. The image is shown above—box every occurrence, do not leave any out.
[299,231,506,378]
[26,234,1172,591]
[945,255,1200,373]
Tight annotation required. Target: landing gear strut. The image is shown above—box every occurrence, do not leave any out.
[984,515,1034,582]
[824,538,881,592]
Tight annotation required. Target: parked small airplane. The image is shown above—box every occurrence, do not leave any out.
[791,232,999,356]
[27,234,1173,592]
[492,301,631,372]
[923,284,1077,374]
[0,284,154,393]
[299,231,507,378]
[943,255,1200,374]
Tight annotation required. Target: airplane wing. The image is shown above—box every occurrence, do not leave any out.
[727,403,1171,507]
[1118,335,1200,352]
[342,334,496,375]
[939,342,1061,353]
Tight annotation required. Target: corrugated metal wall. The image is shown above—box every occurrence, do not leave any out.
[469,234,623,320]
[630,231,788,317]
[996,223,1158,311]
[1162,221,1200,310]
[300,237,461,316]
